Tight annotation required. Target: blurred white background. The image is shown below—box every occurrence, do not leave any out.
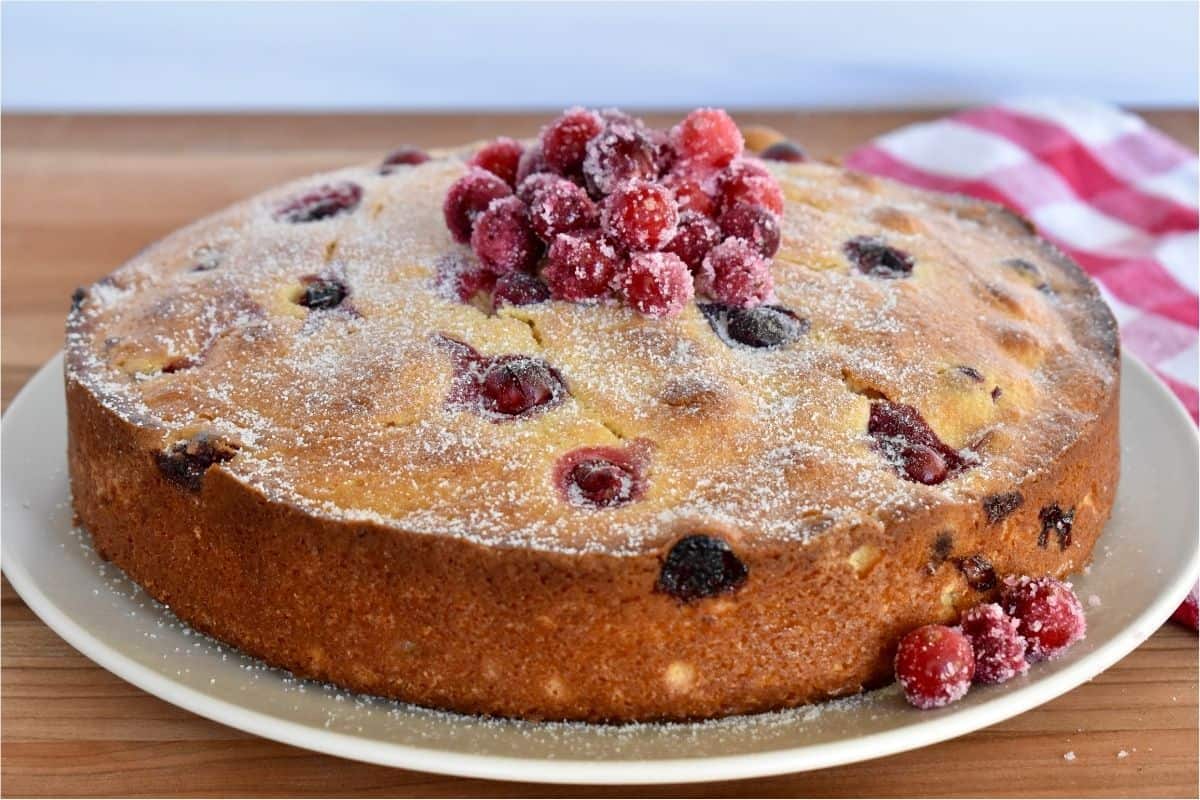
[2,1,1197,111]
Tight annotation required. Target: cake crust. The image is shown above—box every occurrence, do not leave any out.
[65,147,1119,721]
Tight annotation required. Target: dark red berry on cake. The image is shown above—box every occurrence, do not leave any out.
[515,142,551,184]
[664,171,717,217]
[470,196,541,274]
[380,146,430,174]
[671,108,744,169]
[845,236,915,278]
[1172,584,1199,631]
[960,603,1029,684]
[492,271,550,309]
[900,443,948,484]
[274,181,363,224]
[443,168,513,244]
[541,107,604,176]
[620,252,694,318]
[583,123,660,196]
[954,554,997,592]
[478,356,565,417]
[1037,504,1075,550]
[664,211,722,271]
[702,238,774,307]
[656,535,748,603]
[70,287,86,311]
[544,230,625,302]
[719,202,781,257]
[297,277,349,310]
[716,159,784,215]
[555,446,649,509]
[154,433,239,492]
[709,304,809,349]
[983,491,1023,523]
[434,252,495,302]
[516,171,561,205]
[894,624,975,709]
[469,137,525,187]
[529,178,598,242]
[759,140,807,163]
[602,180,679,252]
[1000,576,1087,661]
[868,401,972,485]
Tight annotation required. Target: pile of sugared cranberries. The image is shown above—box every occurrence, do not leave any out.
[895,575,1087,709]
[441,107,787,318]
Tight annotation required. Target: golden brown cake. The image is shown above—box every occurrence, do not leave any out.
[65,110,1119,722]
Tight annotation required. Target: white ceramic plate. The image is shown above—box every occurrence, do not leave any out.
[2,352,1196,785]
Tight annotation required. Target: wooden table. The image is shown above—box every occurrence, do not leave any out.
[3,110,1197,798]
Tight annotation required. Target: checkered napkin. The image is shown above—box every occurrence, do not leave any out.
[846,97,1199,421]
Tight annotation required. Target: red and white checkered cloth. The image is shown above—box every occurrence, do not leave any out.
[846,97,1199,420]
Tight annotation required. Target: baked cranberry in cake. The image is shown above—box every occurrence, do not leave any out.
[845,236,915,278]
[656,535,748,602]
[671,108,744,169]
[443,169,513,244]
[1037,504,1075,550]
[470,138,525,187]
[479,357,562,416]
[983,491,1024,523]
[491,271,549,309]
[541,107,603,176]
[274,182,363,224]
[380,146,430,174]
[154,433,238,492]
[719,202,781,257]
[868,401,973,485]
[470,196,541,274]
[760,140,807,163]
[556,446,646,509]
[529,178,598,242]
[954,554,997,591]
[544,230,624,302]
[621,252,694,318]
[726,304,808,349]
[296,277,349,310]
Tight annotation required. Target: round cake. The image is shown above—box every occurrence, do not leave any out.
[65,109,1119,722]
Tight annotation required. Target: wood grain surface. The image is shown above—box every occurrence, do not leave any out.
[2,110,1197,798]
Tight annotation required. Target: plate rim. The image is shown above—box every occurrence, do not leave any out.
[3,351,1197,785]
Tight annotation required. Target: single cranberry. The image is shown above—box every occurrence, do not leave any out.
[515,142,551,184]
[621,252,694,318]
[434,252,495,302]
[845,236,915,278]
[954,554,997,592]
[716,160,784,215]
[868,401,970,485]
[664,211,722,271]
[901,443,948,485]
[544,230,625,302]
[541,108,604,176]
[555,445,646,508]
[1172,584,1199,631]
[894,624,975,709]
[297,277,349,310]
[516,171,561,205]
[478,356,563,416]
[759,140,807,163]
[492,271,549,309]
[380,146,430,174]
[960,603,1029,685]
[664,171,717,217]
[443,168,513,243]
[703,304,807,349]
[702,238,774,307]
[1000,576,1087,661]
[648,126,676,174]
[601,180,679,252]
[719,202,781,257]
[469,137,524,187]
[983,491,1024,523]
[470,196,541,274]
[671,108,744,169]
[154,433,239,492]
[1037,504,1075,550]
[274,181,363,224]
[656,535,748,602]
[583,123,660,196]
[529,178,598,242]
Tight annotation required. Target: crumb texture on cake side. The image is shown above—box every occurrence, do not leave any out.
[64,115,1119,721]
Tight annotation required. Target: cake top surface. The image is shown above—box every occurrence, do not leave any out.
[65,110,1119,556]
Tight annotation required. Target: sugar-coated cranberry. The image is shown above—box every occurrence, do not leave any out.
[492,271,550,309]
[443,168,513,243]
[434,252,495,302]
[716,160,784,215]
[1172,583,1199,631]
[1037,504,1075,550]
[529,178,598,242]
[657,535,748,602]
[478,356,564,416]
[470,196,541,274]
[845,236,915,278]
[516,171,561,205]
[664,211,722,271]
[894,624,975,709]
[515,142,551,184]
[274,181,363,224]
[702,238,774,307]
[380,146,430,174]
[1000,576,1087,661]
[664,171,717,217]
[760,140,807,163]
[671,108,744,169]
[541,107,604,176]
[868,401,971,485]
[648,126,676,174]
[544,230,624,302]
[154,433,239,492]
[602,180,679,251]
[297,277,349,310]
[719,202,781,257]
[960,603,1029,685]
[621,252,694,318]
[704,304,808,349]
[583,123,660,196]
[469,137,525,187]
